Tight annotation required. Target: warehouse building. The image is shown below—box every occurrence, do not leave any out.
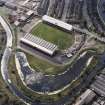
[20,34,58,56]
[74,89,96,105]
[42,15,73,32]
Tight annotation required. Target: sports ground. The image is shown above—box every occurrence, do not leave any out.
[31,22,74,50]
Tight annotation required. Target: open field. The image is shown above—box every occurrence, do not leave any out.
[31,22,74,50]
[0,7,9,16]
[26,53,66,75]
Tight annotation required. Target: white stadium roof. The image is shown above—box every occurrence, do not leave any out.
[20,34,58,56]
[42,15,73,32]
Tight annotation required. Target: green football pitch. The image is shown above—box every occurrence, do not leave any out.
[31,22,74,50]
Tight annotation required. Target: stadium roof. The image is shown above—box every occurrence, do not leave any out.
[20,34,58,56]
[42,15,73,32]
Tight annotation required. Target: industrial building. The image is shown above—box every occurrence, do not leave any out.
[42,15,73,32]
[74,89,96,105]
[20,34,58,56]
[91,68,105,96]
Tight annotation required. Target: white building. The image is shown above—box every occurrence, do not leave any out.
[20,34,58,56]
[74,89,96,105]
[26,10,34,16]
[42,15,73,32]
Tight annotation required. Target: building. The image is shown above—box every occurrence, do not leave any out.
[5,2,17,10]
[26,10,34,16]
[37,0,49,15]
[0,0,5,6]
[20,34,58,56]
[0,0,5,3]
[42,15,73,32]
[20,16,27,22]
[14,21,20,26]
[74,89,96,105]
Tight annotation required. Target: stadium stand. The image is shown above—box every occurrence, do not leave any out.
[20,33,58,56]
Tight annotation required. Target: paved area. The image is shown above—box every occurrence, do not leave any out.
[16,51,93,93]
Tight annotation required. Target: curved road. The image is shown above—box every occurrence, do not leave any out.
[1,15,105,105]
[15,51,92,94]
[0,16,34,105]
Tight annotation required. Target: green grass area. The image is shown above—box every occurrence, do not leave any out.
[0,7,8,16]
[86,56,98,70]
[26,53,66,75]
[94,41,105,53]
[24,48,98,75]
[31,22,74,50]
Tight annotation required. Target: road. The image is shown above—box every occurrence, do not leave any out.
[73,26,105,43]
[0,15,92,105]
[15,51,93,94]
[0,16,12,47]
[0,16,33,105]
[1,14,105,105]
